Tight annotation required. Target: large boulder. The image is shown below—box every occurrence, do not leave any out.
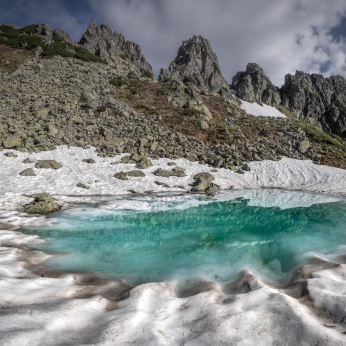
[159,35,228,93]
[3,134,21,149]
[24,193,61,215]
[232,63,281,106]
[191,173,219,192]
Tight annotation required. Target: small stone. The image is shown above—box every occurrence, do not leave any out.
[82,158,96,164]
[35,160,62,170]
[23,157,33,164]
[111,161,120,165]
[235,169,245,174]
[4,152,17,158]
[19,168,36,176]
[136,157,153,169]
[167,162,177,166]
[155,181,170,188]
[126,170,146,177]
[76,183,89,189]
[193,173,215,183]
[241,163,251,171]
[114,172,128,180]
[144,190,154,194]
[174,185,186,190]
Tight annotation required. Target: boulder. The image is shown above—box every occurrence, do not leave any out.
[191,174,219,192]
[82,158,96,164]
[4,152,17,157]
[19,168,36,176]
[154,166,186,177]
[24,193,61,215]
[3,134,21,149]
[76,183,89,189]
[35,160,62,170]
[135,157,153,169]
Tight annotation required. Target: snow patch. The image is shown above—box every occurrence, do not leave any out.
[240,99,286,118]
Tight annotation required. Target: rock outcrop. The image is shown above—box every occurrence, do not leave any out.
[232,63,281,106]
[79,20,153,75]
[281,71,346,137]
[159,35,228,93]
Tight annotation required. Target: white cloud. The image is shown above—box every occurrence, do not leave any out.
[87,0,346,86]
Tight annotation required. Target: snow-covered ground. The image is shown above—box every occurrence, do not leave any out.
[239,99,286,118]
[1,146,346,345]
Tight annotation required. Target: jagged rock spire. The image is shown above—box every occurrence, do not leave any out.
[79,19,153,74]
[282,71,346,137]
[232,63,281,107]
[159,35,228,93]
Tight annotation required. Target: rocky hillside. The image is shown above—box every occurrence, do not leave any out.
[1,22,346,172]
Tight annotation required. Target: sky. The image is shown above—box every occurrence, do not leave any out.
[0,0,346,86]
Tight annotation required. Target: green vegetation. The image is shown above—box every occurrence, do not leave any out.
[0,24,107,64]
[264,75,277,93]
[295,121,346,150]
[276,105,295,118]
[183,76,197,86]
[213,62,221,74]
[141,69,154,79]
[119,53,127,60]
[97,106,107,112]
[110,79,127,87]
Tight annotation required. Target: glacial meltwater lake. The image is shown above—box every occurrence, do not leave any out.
[19,190,346,285]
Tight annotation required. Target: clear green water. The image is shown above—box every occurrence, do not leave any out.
[19,190,346,285]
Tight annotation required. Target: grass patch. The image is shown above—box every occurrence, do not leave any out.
[183,76,197,86]
[97,106,107,112]
[141,69,154,79]
[294,121,346,150]
[276,105,295,119]
[0,44,32,73]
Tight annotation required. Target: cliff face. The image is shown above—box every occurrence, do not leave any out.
[232,63,281,107]
[79,20,153,75]
[159,35,228,93]
[231,64,346,138]
[281,71,346,137]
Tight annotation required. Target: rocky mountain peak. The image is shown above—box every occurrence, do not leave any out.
[281,70,346,137]
[232,63,281,107]
[79,19,153,76]
[159,35,228,93]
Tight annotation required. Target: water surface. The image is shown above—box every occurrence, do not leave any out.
[20,190,346,285]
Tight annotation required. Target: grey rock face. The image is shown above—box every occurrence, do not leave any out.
[159,35,228,93]
[79,20,153,75]
[282,71,346,137]
[54,28,73,44]
[232,63,281,106]
[36,24,53,46]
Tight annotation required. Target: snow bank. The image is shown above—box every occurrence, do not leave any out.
[239,99,286,118]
